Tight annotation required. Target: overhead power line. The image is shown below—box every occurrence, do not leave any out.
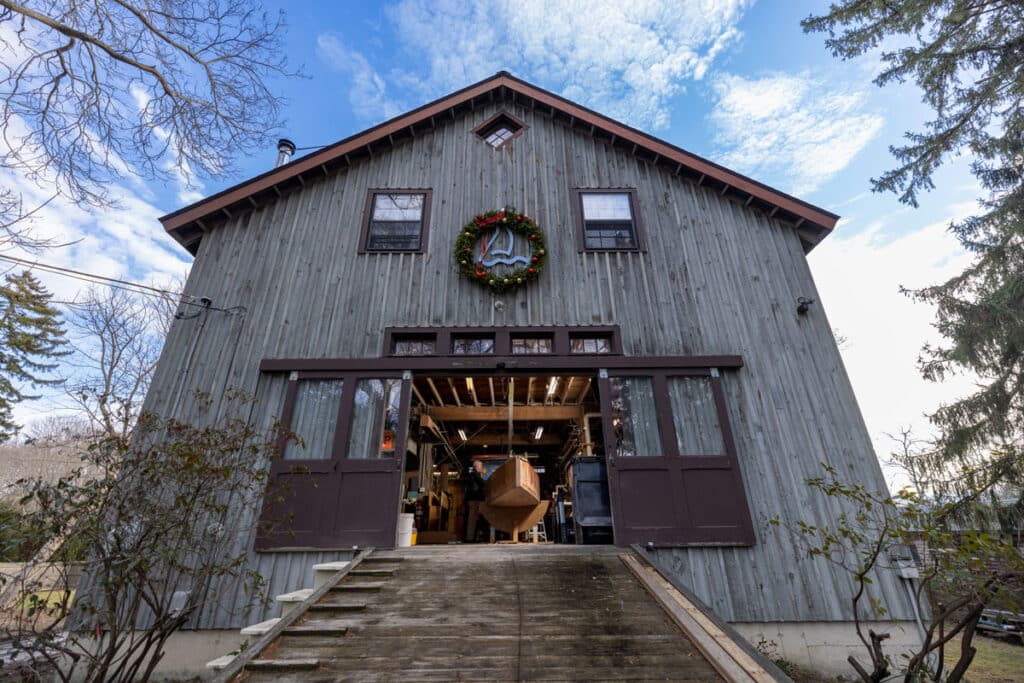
[0,253,230,312]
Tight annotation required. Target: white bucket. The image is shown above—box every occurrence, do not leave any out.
[398,513,415,547]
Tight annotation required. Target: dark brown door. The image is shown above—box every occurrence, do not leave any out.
[331,376,410,548]
[256,372,410,549]
[600,369,754,546]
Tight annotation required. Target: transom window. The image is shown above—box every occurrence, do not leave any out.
[511,336,552,354]
[361,190,431,252]
[570,335,613,354]
[452,336,495,355]
[473,113,525,150]
[576,190,643,251]
[391,336,435,356]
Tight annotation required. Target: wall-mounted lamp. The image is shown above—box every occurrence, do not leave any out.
[796,297,815,315]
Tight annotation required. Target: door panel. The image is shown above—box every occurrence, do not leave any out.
[257,373,410,550]
[602,370,755,547]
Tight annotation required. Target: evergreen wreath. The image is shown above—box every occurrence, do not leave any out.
[454,207,547,294]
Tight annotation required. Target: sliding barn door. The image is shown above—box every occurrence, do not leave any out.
[256,372,410,550]
[600,369,754,546]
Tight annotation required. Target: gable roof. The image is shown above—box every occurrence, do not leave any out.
[160,72,840,254]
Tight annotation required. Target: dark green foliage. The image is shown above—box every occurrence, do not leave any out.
[804,1,1024,499]
[0,270,69,441]
[0,499,46,562]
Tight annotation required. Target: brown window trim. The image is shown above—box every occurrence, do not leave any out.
[381,325,623,359]
[573,188,646,253]
[358,189,433,254]
[471,111,528,150]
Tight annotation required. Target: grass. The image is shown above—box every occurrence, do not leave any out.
[944,632,1024,683]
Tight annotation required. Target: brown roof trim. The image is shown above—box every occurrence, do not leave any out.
[160,71,840,253]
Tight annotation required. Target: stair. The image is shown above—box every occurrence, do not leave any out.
[233,546,733,682]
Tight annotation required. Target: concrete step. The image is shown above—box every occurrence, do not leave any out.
[275,587,314,617]
[204,654,234,671]
[361,555,404,563]
[240,617,281,636]
[311,561,350,589]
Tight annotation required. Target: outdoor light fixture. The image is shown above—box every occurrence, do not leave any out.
[546,377,558,396]
[457,428,468,441]
[534,426,544,440]
[796,297,815,315]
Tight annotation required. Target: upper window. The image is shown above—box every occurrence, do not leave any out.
[452,335,495,355]
[511,336,552,354]
[391,335,436,356]
[570,334,613,354]
[575,190,643,252]
[473,113,526,150]
[360,190,431,253]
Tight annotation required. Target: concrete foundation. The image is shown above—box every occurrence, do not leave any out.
[731,620,924,677]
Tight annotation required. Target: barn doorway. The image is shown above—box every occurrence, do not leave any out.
[398,372,613,546]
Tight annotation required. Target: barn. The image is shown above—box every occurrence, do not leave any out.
[146,72,921,676]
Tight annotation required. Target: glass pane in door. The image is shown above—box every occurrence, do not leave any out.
[283,379,343,460]
[347,378,403,459]
[667,377,725,455]
[609,377,662,456]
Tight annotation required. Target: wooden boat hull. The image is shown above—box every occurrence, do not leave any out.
[486,456,541,507]
[480,501,550,539]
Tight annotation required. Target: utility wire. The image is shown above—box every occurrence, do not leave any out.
[0,253,233,312]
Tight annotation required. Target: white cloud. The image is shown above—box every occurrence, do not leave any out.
[810,206,979,489]
[709,72,884,195]
[316,34,404,124]
[320,0,751,131]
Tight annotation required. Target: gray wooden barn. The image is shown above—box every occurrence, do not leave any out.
[147,72,921,675]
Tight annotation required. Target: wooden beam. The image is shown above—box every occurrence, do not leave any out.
[446,377,462,407]
[426,405,583,422]
[464,433,561,446]
[426,378,445,406]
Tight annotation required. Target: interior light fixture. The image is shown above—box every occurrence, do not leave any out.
[546,377,558,396]
[534,426,544,440]
[457,428,468,441]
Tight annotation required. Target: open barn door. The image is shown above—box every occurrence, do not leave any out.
[599,368,755,546]
[256,372,410,550]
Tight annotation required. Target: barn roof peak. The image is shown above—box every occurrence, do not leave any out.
[160,71,840,254]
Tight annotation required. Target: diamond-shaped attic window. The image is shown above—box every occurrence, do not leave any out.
[474,113,525,150]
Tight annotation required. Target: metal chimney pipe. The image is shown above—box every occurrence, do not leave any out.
[275,138,296,168]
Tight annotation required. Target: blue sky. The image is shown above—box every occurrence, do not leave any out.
[5,1,979,485]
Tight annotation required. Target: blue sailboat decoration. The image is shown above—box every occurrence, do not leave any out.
[480,226,531,267]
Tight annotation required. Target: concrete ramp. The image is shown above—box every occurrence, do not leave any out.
[220,545,785,682]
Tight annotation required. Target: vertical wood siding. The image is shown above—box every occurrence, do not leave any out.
[143,98,910,627]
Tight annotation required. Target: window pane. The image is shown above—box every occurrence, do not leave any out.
[367,193,424,251]
[372,193,424,221]
[581,193,632,220]
[610,377,662,457]
[584,223,637,249]
[452,337,494,354]
[570,337,611,354]
[347,379,403,459]
[668,377,725,455]
[283,380,343,460]
[367,221,421,250]
[512,337,552,354]
[392,338,435,356]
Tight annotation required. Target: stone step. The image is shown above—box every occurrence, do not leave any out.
[361,555,404,563]
[244,658,320,672]
[240,617,281,636]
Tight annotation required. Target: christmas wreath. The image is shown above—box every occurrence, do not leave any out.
[454,207,547,294]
